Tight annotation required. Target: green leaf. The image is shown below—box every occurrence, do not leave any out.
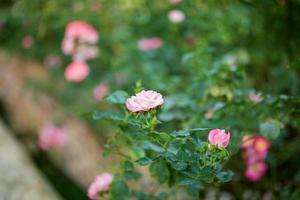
[110,180,129,200]
[124,171,141,181]
[158,132,173,142]
[93,111,124,121]
[123,160,134,171]
[177,177,199,186]
[140,141,165,153]
[106,90,128,104]
[173,161,188,171]
[150,160,170,184]
[260,120,283,140]
[216,170,234,182]
[170,130,190,137]
[136,157,152,166]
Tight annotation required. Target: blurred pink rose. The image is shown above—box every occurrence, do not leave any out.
[208,128,230,148]
[22,35,34,49]
[168,10,185,23]
[126,90,164,113]
[93,83,109,101]
[169,0,183,4]
[249,92,263,103]
[64,60,90,82]
[240,135,271,154]
[245,162,268,182]
[138,37,163,51]
[87,173,113,199]
[243,148,268,165]
[38,123,65,150]
[44,54,62,68]
[241,135,270,181]
[62,21,99,55]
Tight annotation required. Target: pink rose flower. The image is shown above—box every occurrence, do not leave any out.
[138,37,163,51]
[87,173,113,199]
[93,83,109,101]
[62,21,99,55]
[38,123,65,150]
[22,35,34,49]
[245,162,268,182]
[64,60,90,82]
[249,92,263,103]
[169,0,183,4]
[208,128,230,148]
[168,10,185,23]
[126,90,164,113]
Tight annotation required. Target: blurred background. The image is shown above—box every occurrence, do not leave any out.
[0,0,300,199]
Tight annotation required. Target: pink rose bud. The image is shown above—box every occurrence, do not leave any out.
[126,90,164,113]
[93,83,109,101]
[138,37,163,51]
[169,0,183,4]
[38,123,65,150]
[64,60,90,82]
[245,162,268,182]
[249,92,263,103]
[87,173,113,199]
[168,10,185,23]
[208,128,230,148]
[22,35,34,49]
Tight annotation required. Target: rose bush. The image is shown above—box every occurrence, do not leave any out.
[1,0,300,199]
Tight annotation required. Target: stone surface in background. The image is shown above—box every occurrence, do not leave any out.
[0,119,63,200]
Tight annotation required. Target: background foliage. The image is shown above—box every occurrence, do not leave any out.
[1,0,300,199]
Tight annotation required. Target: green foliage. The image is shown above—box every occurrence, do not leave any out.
[1,0,300,199]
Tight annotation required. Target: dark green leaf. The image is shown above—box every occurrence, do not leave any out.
[216,170,234,182]
[136,157,152,166]
[173,161,188,171]
[110,180,129,200]
[150,160,170,184]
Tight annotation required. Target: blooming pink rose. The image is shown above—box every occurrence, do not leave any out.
[245,162,268,182]
[168,10,185,23]
[22,35,34,49]
[138,37,163,51]
[208,129,230,148]
[169,0,183,4]
[93,83,109,101]
[62,21,99,55]
[38,123,65,150]
[87,173,113,199]
[126,90,164,113]
[249,92,263,103]
[64,60,90,82]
